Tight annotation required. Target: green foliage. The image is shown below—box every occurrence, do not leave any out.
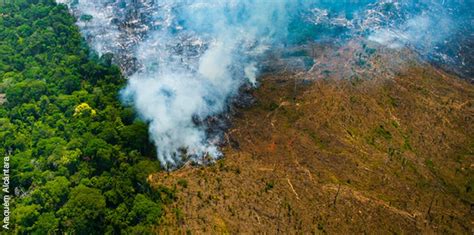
[31,176,70,211]
[177,179,188,188]
[0,1,173,233]
[32,212,60,234]
[128,194,163,225]
[12,204,41,233]
[58,185,106,234]
[374,125,392,140]
[265,181,275,192]
[79,14,92,22]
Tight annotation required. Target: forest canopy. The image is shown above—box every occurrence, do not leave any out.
[0,0,173,233]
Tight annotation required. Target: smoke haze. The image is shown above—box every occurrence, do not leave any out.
[58,0,472,168]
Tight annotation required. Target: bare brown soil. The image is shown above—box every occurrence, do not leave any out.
[149,43,474,234]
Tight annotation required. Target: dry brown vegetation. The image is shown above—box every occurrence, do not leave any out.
[149,42,473,234]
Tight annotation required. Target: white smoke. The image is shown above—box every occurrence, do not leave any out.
[119,1,294,168]
[365,0,455,52]
[59,0,296,168]
[70,0,121,55]
[58,0,467,168]
[368,14,452,50]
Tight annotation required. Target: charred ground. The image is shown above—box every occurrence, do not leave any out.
[149,42,474,233]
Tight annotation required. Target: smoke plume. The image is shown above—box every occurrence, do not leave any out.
[59,0,471,168]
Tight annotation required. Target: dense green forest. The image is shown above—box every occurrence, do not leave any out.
[0,0,174,233]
